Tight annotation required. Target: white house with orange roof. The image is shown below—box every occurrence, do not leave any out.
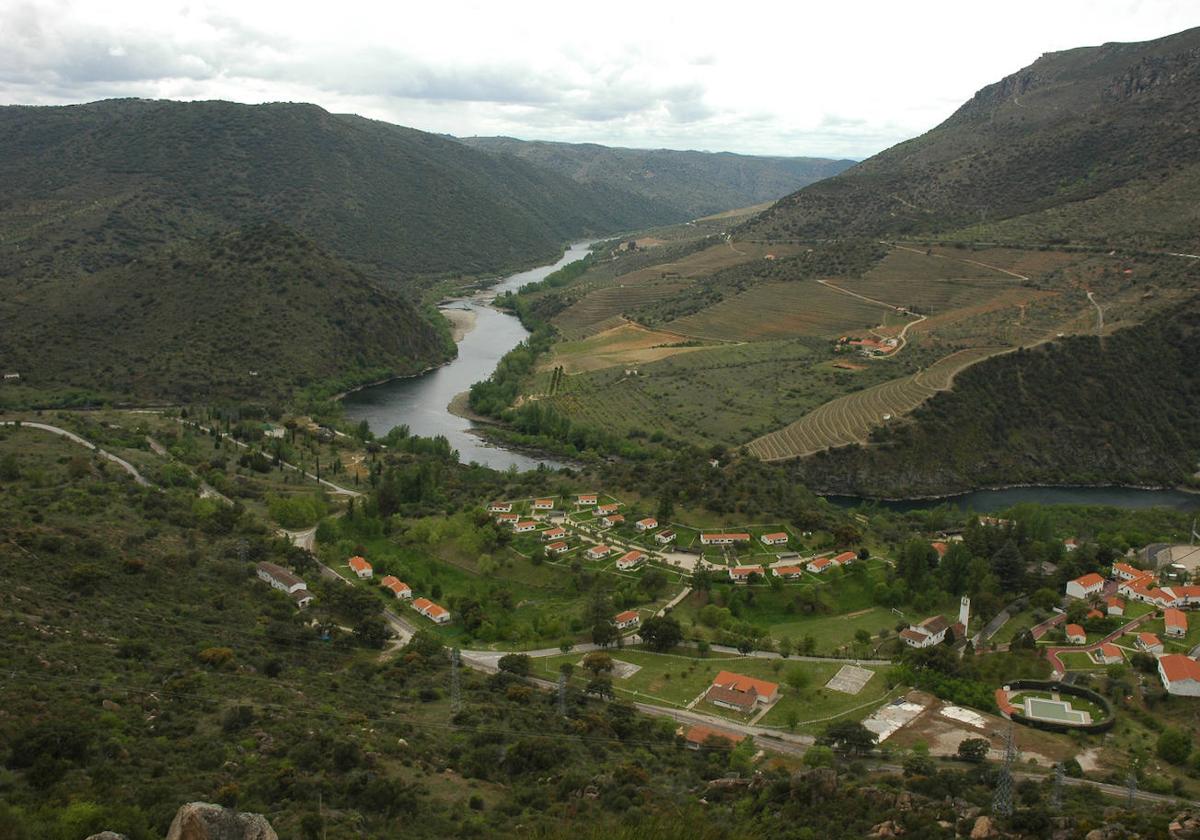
[576,493,598,506]
[1065,572,1105,599]
[600,514,625,529]
[831,551,857,566]
[532,498,555,511]
[1112,562,1150,582]
[596,503,621,516]
[705,671,779,713]
[655,530,676,545]
[1065,624,1087,644]
[772,565,804,579]
[1106,596,1125,616]
[1095,643,1124,665]
[379,575,412,600]
[495,512,519,525]
[681,724,745,750]
[586,544,612,561]
[488,501,513,513]
[1136,632,1164,655]
[760,532,789,546]
[931,541,949,559]
[1159,654,1200,696]
[701,532,750,546]
[411,597,451,624]
[807,557,833,574]
[616,550,646,571]
[1063,537,1080,552]
[636,517,658,532]
[614,609,640,630]
[513,520,537,533]
[348,556,373,580]
[546,541,570,555]
[728,565,764,584]
[542,527,567,541]
[1165,608,1189,638]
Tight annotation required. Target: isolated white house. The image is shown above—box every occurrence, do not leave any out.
[1065,573,1105,599]
[348,556,373,580]
[614,610,640,630]
[1159,654,1200,696]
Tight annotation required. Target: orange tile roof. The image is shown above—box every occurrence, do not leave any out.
[348,556,371,573]
[1073,572,1105,589]
[380,575,410,593]
[729,565,765,577]
[588,544,610,555]
[808,557,832,570]
[1159,654,1200,684]
[773,565,804,575]
[703,532,751,541]
[1107,596,1125,608]
[547,541,568,551]
[412,597,433,610]
[931,541,948,556]
[833,551,857,564]
[1099,643,1122,659]
[1165,608,1188,631]
[617,550,644,563]
[1066,624,1086,638]
[713,670,778,697]
[1139,632,1162,647]
[614,610,639,623]
[762,532,788,541]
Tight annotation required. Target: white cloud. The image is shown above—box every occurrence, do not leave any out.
[0,0,1195,157]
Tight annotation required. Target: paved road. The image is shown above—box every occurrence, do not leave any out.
[1044,611,1153,676]
[1,421,150,486]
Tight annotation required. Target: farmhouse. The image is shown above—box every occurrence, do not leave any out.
[348,556,373,580]
[577,494,598,506]
[728,565,764,583]
[1065,624,1087,644]
[1096,643,1124,665]
[514,520,537,533]
[596,503,621,516]
[681,725,745,750]
[701,533,751,546]
[616,550,646,571]
[832,551,857,566]
[379,575,412,599]
[1064,538,1080,552]
[900,615,950,649]
[1136,633,1164,655]
[543,527,567,541]
[1165,608,1189,638]
[533,498,555,510]
[488,501,513,513]
[614,610,641,630]
[1087,609,1104,620]
[411,597,451,624]
[1065,573,1105,599]
[1159,654,1200,696]
[255,561,312,608]
[495,513,519,524]
[636,517,659,531]
[655,530,676,544]
[547,541,570,554]
[807,557,833,574]
[772,565,805,579]
[1112,562,1149,581]
[600,514,625,528]
[706,671,779,713]
[1107,597,1125,616]
[760,532,789,546]
[587,544,612,561]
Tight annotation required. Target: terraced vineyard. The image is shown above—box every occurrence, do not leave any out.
[747,346,1008,460]
[553,280,689,339]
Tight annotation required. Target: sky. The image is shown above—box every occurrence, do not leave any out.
[0,1,1195,159]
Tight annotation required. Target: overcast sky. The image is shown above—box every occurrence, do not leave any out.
[1,1,1195,158]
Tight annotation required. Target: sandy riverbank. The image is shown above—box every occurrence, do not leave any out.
[442,308,478,342]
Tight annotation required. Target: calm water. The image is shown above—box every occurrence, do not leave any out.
[343,242,595,471]
[826,485,1200,513]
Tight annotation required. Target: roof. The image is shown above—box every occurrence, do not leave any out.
[618,550,645,564]
[808,557,832,570]
[544,527,567,536]
[348,555,371,571]
[412,597,434,610]
[638,518,658,526]
[1066,624,1086,637]
[1165,608,1188,630]
[424,602,449,619]
[1160,654,1200,684]
[900,629,928,644]
[534,498,554,505]
[684,725,744,746]
[256,561,304,589]
[1072,572,1105,589]
[1107,596,1125,607]
[1100,643,1122,658]
[762,532,788,541]
[774,565,804,575]
[380,575,410,593]
[547,541,568,551]
[614,610,639,623]
[588,544,610,554]
[833,551,857,564]
[489,501,511,508]
[603,514,625,523]
[704,532,751,540]
[1139,632,1163,646]
[516,520,537,528]
[729,565,764,577]
[919,615,949,635]
[712,670,778,697]
[1087,609,1104,619]
[704,684,757,711]
[578,493,597,499]
[931,541,948,556]
[496,513,519,520]
[1113,562,1144,577]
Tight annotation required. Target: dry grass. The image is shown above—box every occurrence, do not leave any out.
[541,321,714,374]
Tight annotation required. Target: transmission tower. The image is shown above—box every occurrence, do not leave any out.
[1050,762,1064,812]
[1126,770,1138,809]
[557,673,568,717]
[992,723,1016,817]
[448,647,462,715]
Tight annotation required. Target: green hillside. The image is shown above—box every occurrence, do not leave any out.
[743,27,1200,251]
[460,136,854,219]
[0,225,452,404]
[0,98,672,284]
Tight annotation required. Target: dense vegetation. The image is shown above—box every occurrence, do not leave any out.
[0,224,453,405]
[791,296,1200,495]
[461,136,854,219]
[742,27,1200,251]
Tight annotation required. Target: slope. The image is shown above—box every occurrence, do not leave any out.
[461,135,855,219]
[0,224,452,403]
[742,26,1200,251]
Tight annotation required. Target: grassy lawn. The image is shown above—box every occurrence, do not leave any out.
[1057,650,1106,671]
[1139,616,1200,654]
[991,609,1042,645]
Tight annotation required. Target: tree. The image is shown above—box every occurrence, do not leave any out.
[692,568,712,592]
[1157,727,1192,765]
[803,745,834,767]
[0,452,19,481]
[353,617,389,649]
[591,620,617,647]
[778,636,794,658]
[785,667,810,692]
[582,651,613,676]
[956,737,989,763]
[639,615,683,652]
[818,721,876,756]
[1031,587,1060,611]
[640,568,669,600]
[799,634,817,656]
[854,629,872,647]
[498,653,532,677]
[585,675,614,700]
[991,540,1024,591]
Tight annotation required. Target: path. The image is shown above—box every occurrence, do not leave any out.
[657,586,692,616]
[0,421,150,486]
[815,278,926,354]
[1043,611,1153,677]
[1087,290,1104,334]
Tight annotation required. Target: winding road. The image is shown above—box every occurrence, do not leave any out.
[0,421,150,486]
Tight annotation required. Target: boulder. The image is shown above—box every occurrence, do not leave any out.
[166,802,277,840]
[868,820,904,837]
[1171,810,1200,839]
[969,815,997,839]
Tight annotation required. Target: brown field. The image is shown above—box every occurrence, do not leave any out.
[541,321,715,374]
[696,202,776,222]
[747,346,1010,461]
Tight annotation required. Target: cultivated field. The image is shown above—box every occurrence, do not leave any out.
[541,321,716,374]
[747,346,1009,460]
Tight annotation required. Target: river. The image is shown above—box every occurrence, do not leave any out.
[342,241,595,471]
[827,485,1200,513]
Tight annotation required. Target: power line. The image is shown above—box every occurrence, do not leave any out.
[992,723,1016,817]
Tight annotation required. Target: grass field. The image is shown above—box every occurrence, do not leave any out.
[746,345,1009,460]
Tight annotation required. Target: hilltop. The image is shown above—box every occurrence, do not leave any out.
[742,27,1200,251]
[461,135,854,220]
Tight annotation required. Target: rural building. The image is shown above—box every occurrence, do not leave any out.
[655,530,676,544]
[614,610,640,630]
[705,671,779,713]
[1065,572,1105,599]
[379,575,412,600]
[1064,538,1080,551]
[348,556,373,580]
[1112,562,1149,581]
[597,503,621,515]
[255,562,312,608]
[1096,643,1124,665]
[577,494,598,506]
[681,724,745,750]
[533,498,555,510]
[600,514,625,528]
[728,565,764,584]
[807,557,833,574]
[1065,624,1087,644]
[488,501,513,513]
[412,597,450,624]
[543,527,567,541]
[1107,597,1125,616]
[832,551,857,566]
[900,615,950,648]
[547,541,570,554]
[760,532,789,546]
[514,520,537,533]
[931,541,948,559]
[1165,608,1189,638]
[1136,633,1164,655]
[1159,654,1200,696]
[586,545,612,561]
[772,565,804,579]
[1087,608,1104,620]
[495,513,519,524]
[701,533,750,546]
[978,516,1013,527]
[616,550,646,571]
[636,517,658,531]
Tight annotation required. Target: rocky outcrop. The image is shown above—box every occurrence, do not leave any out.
[166,803,277,840]
[1170,810,1200,839]
[85,833,129,840]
